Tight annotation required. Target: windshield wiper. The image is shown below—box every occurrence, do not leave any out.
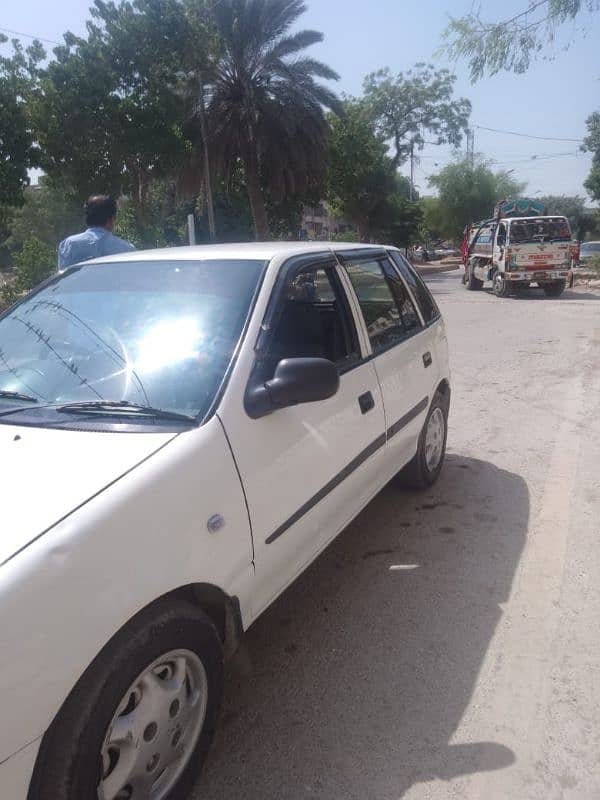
[55,400,197,424]
[0,390,39,403]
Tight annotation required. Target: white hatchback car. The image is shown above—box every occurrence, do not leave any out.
[0,242,449,800]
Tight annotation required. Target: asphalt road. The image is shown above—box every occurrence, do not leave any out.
[194,273,600,800]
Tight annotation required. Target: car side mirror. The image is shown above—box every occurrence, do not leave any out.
[245,357,340,419]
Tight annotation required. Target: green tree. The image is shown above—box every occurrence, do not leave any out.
[1,237,55,305]
[207,0,340,239]
[583,111,600,202]
[428,160,525,240]
[327,102,421,245]
[327,101,396,242]
[378,189,423,248]
[31,0,198,206]
[0,36,44,209]
[538,194,596,239]
[5,178,82,256]
[441,1,600,81]
[363,65,471,168]
[419,196,445,244]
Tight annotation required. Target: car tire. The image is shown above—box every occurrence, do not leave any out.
[28,598,223,800]
[542,280,566,297]
[400,391,449,490]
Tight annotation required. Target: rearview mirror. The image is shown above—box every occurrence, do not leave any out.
[245,358,340,419]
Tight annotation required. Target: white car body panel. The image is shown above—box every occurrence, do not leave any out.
[0,739,40,797]
[0,425,176,566]
[216,251,385,616]
[0,242,450,796]
[0,416,252,762]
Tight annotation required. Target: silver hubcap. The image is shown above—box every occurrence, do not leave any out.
[425,407,445,471]
[98,650,207,800]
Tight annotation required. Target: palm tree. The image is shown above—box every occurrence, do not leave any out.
[207,0,340,239]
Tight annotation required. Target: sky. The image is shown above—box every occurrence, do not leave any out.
[2,0,600,203]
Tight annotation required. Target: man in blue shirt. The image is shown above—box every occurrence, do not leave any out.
[58,195,135,269]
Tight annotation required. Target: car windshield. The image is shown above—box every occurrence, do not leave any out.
[0,258,264,421]
[508,218,572,244]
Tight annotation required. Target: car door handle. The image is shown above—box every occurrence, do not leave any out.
[422,352,433,368]
[358,391,375,414]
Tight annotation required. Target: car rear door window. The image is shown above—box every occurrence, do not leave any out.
[343,258,422,354]
[388,250,441,325]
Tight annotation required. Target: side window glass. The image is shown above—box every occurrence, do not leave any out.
[380,259,421,333]
[266,267,359,372]
[344,258,418,354]
[388,251,440,325]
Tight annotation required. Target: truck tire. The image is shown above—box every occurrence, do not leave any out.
[29,598,223,800]
[466,264,483,291]
[543,280,566,298]
[493,272,512,298]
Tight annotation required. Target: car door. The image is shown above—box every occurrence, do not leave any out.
[337,249,433,478]
[217,253,386,620]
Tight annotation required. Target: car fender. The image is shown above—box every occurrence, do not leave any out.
[0,415,254,763]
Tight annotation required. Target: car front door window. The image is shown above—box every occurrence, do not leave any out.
[263,266,360,374]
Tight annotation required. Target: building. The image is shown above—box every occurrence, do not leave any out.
[300,202,357,240]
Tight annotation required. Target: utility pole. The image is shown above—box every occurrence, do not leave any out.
[466,128,475,167]
[409,141,415,202]
[198,77,216,241]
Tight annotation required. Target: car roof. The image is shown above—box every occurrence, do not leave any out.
[86,241,392,266]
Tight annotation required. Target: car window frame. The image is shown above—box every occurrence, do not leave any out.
[336,249,425,359]
[386,249,441,328]
[251,252,363,379]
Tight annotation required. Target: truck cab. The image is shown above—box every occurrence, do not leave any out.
[464,206,576,298]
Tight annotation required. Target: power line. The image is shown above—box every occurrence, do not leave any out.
[489,151,581,165]
[0,26,60,46]
[475,124,584,143]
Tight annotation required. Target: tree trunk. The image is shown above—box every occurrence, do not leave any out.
[243,155,270,240]
[357,219,370,243]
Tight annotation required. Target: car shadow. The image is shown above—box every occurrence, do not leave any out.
[194,455,528,800]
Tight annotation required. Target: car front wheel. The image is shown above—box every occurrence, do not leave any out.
[29,598,223,800]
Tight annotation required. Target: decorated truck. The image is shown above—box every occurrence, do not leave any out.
[462,199,579,298]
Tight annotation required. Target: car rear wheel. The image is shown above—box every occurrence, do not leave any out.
[542,280,566,297]
[29,598,223,800]
[400,391,449,490]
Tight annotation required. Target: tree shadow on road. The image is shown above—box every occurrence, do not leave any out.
[195,455,528,800]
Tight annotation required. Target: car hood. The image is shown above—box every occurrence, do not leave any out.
[0,424,177,566]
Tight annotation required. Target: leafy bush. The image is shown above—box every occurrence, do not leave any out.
[1,236,55,305]
[587,255,600,273]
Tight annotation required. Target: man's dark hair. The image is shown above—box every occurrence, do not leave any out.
[85,195,117,227]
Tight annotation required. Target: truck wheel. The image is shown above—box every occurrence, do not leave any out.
[29,598,223,800]
[466,265,483,291]
[543,280,566,298]
[400,391,449,490]
[493,272,512,298]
